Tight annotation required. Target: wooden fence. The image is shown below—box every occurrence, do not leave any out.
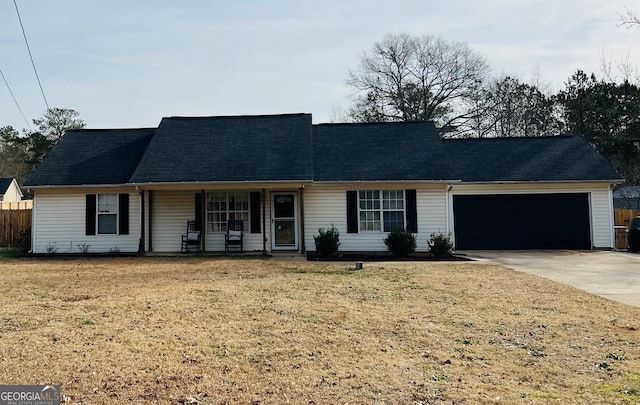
[614,208,640,226]
[0,200,33,210]
[0,206,32,247]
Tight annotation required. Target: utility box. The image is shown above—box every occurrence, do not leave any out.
[614,226,628,250]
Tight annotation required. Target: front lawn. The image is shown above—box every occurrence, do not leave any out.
[0,257,638,404]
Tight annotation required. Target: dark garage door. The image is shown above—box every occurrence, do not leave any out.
[453,193,591,250]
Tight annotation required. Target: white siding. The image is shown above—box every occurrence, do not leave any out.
[304,184,448,252]
[149,191,192,253]
[150,190,270,253]
[449,183,614,249]
[32,188,141,253]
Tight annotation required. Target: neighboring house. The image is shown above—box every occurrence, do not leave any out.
[0,177,23,202]
[23,114,623,254]
[613,186,640,209]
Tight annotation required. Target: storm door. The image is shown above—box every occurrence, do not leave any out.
[271,193,298,250]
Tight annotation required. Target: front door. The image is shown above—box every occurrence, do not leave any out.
[271,192,298,250]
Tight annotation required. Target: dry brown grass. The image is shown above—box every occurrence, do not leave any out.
[0,257,638,404]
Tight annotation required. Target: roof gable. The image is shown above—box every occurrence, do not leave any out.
[0,178,13,194]
[312,121,455,182]
[130,114,313,183]
[24,128,156,187]
[443,135,622,182]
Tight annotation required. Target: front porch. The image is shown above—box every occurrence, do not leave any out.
[141,186,307,254]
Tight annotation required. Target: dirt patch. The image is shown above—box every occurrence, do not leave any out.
[0,257,638,404]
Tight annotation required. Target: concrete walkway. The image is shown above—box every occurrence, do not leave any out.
[462,250,640,307]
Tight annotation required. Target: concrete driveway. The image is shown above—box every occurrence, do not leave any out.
[462,250,640,307]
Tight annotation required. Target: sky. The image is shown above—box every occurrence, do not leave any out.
[1,0,639,131]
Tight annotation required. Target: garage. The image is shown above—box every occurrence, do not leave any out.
[453,193,591,250]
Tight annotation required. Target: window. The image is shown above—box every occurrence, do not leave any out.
[97,194,118,234]
[206,192,249,232]
[86,193,129,236]
[358,190,405,232]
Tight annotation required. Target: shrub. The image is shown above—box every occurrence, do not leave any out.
[45,242,58,254]
[384,228,416,257]
[314,225,341,257]
[428,233,454,258]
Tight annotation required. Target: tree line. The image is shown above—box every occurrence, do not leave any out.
[0,108,85,186]
[1,32,639,187]
[344,33,640,185]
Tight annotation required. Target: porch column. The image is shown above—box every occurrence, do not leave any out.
[262,188,267,256]
[148,190,153,252]
[299,186,305,254]
[200,190,206,254]
[139,189,145,255]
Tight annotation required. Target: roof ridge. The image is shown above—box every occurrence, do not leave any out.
[165,113,310,120]
[314,120,432,127]
[444,134,580,141]
[66,127,157,132]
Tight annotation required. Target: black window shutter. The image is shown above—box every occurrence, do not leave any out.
[250,191,261,233]
[194,193,202,231]
[346,190,358,234]
[118,193,130,235]
[405,189,417,233]
[86,194,96,235]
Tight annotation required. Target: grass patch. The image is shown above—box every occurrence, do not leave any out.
[0,257,638,403]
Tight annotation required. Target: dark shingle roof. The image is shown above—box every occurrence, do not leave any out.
[0,178,13,193]
[443,135,622,182]
[24,115,624,187]
[130,114,313,183]
[312,121,455,181]
[24,128,156,186]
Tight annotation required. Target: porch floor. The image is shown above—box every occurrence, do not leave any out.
[144,251,305,260]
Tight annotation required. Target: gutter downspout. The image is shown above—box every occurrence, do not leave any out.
[30,191,36,254]
[609,184,615,250]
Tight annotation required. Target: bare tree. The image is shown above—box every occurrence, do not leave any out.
[346,33,489,134]
[600,51,640,84]
[619,8,640,27]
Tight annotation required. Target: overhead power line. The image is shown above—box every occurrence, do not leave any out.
[13,0,49,110]
[0,67,32,130]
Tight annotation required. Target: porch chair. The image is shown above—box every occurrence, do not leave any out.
[225,220,244,253]
[181,220,201,253]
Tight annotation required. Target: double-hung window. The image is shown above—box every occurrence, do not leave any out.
[358,190,405,232]
[206,192,249,232]
[85,193,129,236]
[97,194,118,234]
